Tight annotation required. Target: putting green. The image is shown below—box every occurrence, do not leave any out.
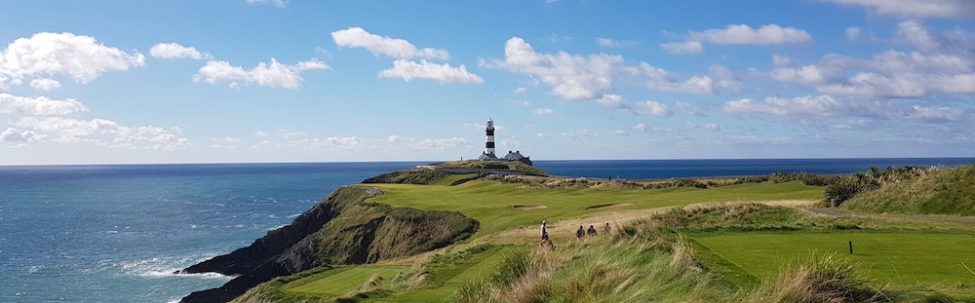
[692,231,975,293]
[369,180,823,236]
[284,265,408,297]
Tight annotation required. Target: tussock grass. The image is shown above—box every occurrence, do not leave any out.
[746,253,890,303]
[843,165,975,216]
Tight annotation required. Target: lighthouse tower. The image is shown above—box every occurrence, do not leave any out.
[479,118,498,160]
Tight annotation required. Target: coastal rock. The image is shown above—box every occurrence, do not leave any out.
[178,185,479,303]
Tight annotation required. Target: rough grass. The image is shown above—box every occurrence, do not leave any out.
[843,165,975,216]
[367,180,824,236]
[745,253,890,303]
[436,160,548,176]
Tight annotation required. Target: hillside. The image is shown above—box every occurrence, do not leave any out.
[192,163,975,303]
[842,165,975,215]
[177,186,478,303]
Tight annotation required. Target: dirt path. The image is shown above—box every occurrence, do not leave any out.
[805,207,975,224]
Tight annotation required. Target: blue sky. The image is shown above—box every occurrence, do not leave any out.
[1,0,974,164]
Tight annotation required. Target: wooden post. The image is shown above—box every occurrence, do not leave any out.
[849,240,853,255]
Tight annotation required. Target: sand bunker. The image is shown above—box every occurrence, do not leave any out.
[511,204,548,210]
[585,203,634,210]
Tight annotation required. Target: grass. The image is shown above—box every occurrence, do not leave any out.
[843,165,975,215]
[285,265,408,297]
[691,231,975,296]
[367,180,824,236]
[370,245,525,302]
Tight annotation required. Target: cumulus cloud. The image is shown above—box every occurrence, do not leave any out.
[0,32,145,89]
[532,108,555,116]
[331,27,448,60]
[632,100,672,117]
[493,37,622,100]
[12,116,189,150]
[245,0,285,8]
[596,94,626,108]
[661,24,811,54]
[379,59,483,84]
[689,24,813,45]
[29,78,62,91]
[0,127,41,142]
[0,93,88,116]
[194,58,328,89]
[150,43,211,60]
[660,41,703,54]
[595,37,638,48]
[641,63,741,95]
[825,0,975,20]
[723,95,844,118]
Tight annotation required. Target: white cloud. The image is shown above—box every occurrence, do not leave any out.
[632,100,672,117]
[825,0,975,20]
[0,32,145,89]
[641,63,741,95]
[532,108,554,116]
[494,37,622,100]
[150,43,211,60]
[12,116,189,150]
[660,41,703,54]
[0,127,41,142]
[411,137,466,150]
[331,27,448,60]
[386,135,399,144]
[246,0,285,8]
[631,123,647,133]
[723,95,843,117]
[29,78,61,91]
[210,137,242,149]
[595,37,638,48]
[513,87,527,94]
[379,59,483,84]
[194,58,328,89]
[770,64,829,85]
[0,93,88,116]
[596,94,625,108]
[688,24,813,45]
[845,26,862,39]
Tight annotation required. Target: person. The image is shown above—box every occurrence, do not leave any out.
[576,225,585,240]
[587,225,598,237]
[540,220,549,241]
[602,222,612,234]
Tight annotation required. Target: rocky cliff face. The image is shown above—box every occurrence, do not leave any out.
[178,185,479,303]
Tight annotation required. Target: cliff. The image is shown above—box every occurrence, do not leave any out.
[177,185,479,303]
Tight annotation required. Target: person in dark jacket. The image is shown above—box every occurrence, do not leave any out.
[576,225,585,240]
[587,225,598,237]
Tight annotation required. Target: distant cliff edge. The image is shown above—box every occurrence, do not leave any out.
[177,183,479,303]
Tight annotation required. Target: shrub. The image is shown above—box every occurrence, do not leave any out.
[491,251,533,286]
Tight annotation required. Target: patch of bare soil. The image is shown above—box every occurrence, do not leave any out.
[585,203,634,210]
[511,205,548,210]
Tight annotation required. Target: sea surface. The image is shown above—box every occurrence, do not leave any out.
[2,158,974,303]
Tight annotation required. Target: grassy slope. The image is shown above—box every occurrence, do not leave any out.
[368,180,824,236]
[285,266,408,297]
[843,165,975,215]
[692,231,975,296]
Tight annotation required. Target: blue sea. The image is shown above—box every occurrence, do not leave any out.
[2,158,974,303]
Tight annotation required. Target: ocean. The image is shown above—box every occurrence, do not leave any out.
[2,158,973,303]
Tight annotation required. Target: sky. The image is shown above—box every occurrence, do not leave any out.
[1,0,974,165]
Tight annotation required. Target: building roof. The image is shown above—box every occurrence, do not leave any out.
[503,150,527,160]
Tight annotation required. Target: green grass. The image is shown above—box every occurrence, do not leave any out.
[367,180,824,236]
[691,231,975,295]
[843,165,975,215]
[371,245,525,302]
[285,265,408,297]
